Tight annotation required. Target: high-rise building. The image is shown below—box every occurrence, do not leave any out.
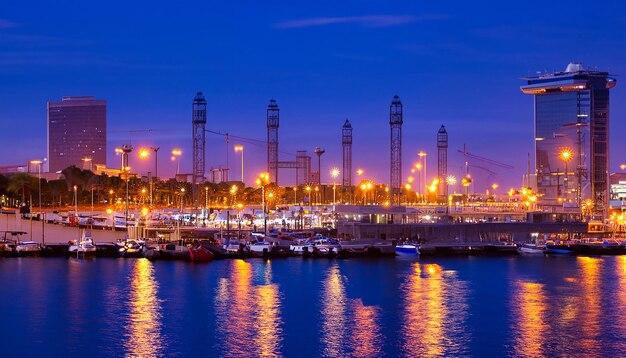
[521,62,616,218]
[47,96,106,173]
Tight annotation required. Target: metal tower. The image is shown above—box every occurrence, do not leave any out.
[389,95,403,206]
[437,125,448,198]
[342,119,352,188]
[267,99,279,184]
[192,92,207,206]
[314,147,325,185]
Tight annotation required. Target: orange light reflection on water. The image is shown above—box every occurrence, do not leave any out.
[401,263,468,357]
[214,259,282,357]
[574,256,601,354]
[511,281,547,357]
[350,299,382,357]
[321,265,347,357]
[125,258,163,358]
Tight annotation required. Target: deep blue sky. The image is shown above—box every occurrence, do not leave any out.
[1,1,625,191]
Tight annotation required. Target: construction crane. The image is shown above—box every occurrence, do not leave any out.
[457,145,513,191]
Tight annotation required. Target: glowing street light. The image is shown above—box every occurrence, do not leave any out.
[171,148,182,175]
[257,172,271,235]
[330,167,340,205]
[560,148,573,195]
[30,159,45,243]
[234,145,244,184]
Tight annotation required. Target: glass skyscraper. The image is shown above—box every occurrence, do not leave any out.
[521,63,616,218]
[47,96,107,173]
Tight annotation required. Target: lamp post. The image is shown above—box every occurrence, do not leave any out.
[418,151,427,203]
[120,145,133,232]
[73,185,79,240]
[305,185,312,227]
[293,186,297,206]
[171,148,182,176]
[330,168,340,206]
[256,172,270,236]
[560,149,573,202]
[30,160,44,244]
[234,145,244,184]
[355,168,363,204]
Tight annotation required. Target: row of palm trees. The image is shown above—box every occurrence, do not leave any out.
[0,165,383,210]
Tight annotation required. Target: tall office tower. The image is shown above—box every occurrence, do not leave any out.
[437,125,448,197]
[342,119,353,188]
[267,99,279,184]
[521,62,616,218]
[47,96,106,173]
[389,95,403,206]
[192,92,207,206]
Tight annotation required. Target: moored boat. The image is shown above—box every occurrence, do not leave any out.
[545,241,576,255]
[118,239,145,258]
[16,241,43,256]
[68,231,97,257]
[395,243,419,255]
[188,240,214,262]
[517,242,546,255]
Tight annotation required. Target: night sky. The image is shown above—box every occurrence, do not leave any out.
[1,1,625,192]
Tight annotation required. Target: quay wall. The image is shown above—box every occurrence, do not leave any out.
[337,222,588,243]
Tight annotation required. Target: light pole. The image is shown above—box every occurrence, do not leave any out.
[120,145,133,232]
[30,160,44,244]
[355,168,364,204]
[560,149,573,203]
[234,145,244,184]
[171,148,182,176]
[73,185,79,239]
[293,187,297,206]
[151,147,160,207]
[305,185,312,227]
[330,168,340,206]
[418,151,427,203]
[256,172,270,236]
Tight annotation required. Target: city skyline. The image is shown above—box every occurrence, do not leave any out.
[1,1,625,191]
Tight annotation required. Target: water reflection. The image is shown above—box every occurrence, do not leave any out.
[351,299,382,357]
[321,265,347,357]
[511,281,547,357]
[401,263,469,357]
[615,257,626,353]
[214,260,282,357]
[124,258,164,357]
[320,265,384,357]
[574,257,601,354]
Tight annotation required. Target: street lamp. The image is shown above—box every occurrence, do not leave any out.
[30,159,44,244]
[234,145,244,184]
[171,148,182,175]
[293,186,297,205]
[256,172,270,236]
[330,168,340,205]
[560,148,573,199]
[418,151,427,202]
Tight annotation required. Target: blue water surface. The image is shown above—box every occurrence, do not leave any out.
[2,255,626,357]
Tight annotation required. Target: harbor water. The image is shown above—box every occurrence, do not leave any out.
[2,255,626,357]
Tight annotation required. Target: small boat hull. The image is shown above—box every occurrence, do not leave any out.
[517,243,545,255]
[188,246,214,262]
[395,244,419,255]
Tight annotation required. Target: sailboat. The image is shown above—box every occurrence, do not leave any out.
[68,230,97,257]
